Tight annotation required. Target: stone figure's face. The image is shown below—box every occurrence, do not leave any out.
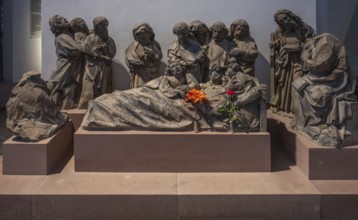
[172,64,186,77]
[176,29,189,45]
[96,21,109,40]
[234,24,247,39]
[136,29,151,46]
[212,26,226,43]
[192,29,207,45]
[276,13,297,30]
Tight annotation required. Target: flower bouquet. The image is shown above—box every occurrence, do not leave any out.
[217,89,244,133]
[184,89,209,132]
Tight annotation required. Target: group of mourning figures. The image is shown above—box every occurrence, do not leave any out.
[6,9,358,147]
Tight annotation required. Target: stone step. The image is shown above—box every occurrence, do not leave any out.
[1,144,357,220]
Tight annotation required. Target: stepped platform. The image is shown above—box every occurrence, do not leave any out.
[0,144,357,220]
[74,128,271,172]
[268,110,358,180]
[61,109,86,131]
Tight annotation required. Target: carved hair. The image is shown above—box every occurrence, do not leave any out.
[49,15,70,36]
[133,22,155,42]
[173,22,189,35]
[70,17,89,35]
[274,9,303,27]
[189,20,209,34]
[229,19,250,39]
[210,21,229,36]
[93,16,108,28]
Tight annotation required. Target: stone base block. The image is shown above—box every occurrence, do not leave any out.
[268,111,358,180]
[2,122,74,175]
[74,128,271,172]
[61,109,86,131]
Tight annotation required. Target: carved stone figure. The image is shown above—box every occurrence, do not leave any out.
[291,33,357,147]
[168,22,207,83]
[70,17,90,104]
[81,61,209,130]
[78,16,116,109]
[189,20,210,46]
[125,22,163,88]
[47,15,82,109]
[6,71,68,142]
[206,21,234,76]
[269,9,315,116]
[228,19,258,76]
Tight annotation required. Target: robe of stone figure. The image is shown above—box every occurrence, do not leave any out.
[78,34,116,109]
[48,32,82,109]
[125,40,162,88]
[232,37,258,76]
[270,24,315,114]
[168,39,205,83]
[291,33,357,147]
[6,71,68,142]
[207,39,234,73]
[81,73,211,130]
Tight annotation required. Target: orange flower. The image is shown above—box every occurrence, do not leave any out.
[184,89,209,104]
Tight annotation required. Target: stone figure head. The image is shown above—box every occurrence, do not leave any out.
[209,64,223,85]
[70,17,90,35]
[173,22,190,46]
[189,20,210,46]
[49,15,71,36]
[210,21,228,43]
[166,61,187,77]
[229,19,250,40]
[133,22,155,46]
[93,16,109,40]
[301,33,348,74]
[274,9,303,32]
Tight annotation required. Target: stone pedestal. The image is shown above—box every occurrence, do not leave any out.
[74,128,271,172]
[2,122,74,175]
[61,109,86,130]
[268,110,358,180]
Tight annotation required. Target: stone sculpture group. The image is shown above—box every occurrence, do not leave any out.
[6,9,358,147]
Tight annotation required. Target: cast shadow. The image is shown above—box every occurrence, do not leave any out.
[112,59,130,91]
[255,52,271,100]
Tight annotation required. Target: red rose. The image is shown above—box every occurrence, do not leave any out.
[226,90,236,96]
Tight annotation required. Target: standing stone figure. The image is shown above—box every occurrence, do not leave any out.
[291,33,357,147]
[47,15,82,109]
[6,71,68,142]
[228,19,258,76]
[70,17,90,104]
[125,22,163,88]
[269,9,315,116]
[78,16,116,109]
[189,20,210,46]
[168,22,207,83]
[206,22,234,76]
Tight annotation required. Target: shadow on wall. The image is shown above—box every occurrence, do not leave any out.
[344,4,358,79]
[112,59,130,91]
[255,53,271,100]
[112,60,168,91]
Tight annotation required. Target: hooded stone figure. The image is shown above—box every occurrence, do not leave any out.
[6,71,68,142]
[78,16,116,109]
[125,22,163,88]
[291,33,357,147]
